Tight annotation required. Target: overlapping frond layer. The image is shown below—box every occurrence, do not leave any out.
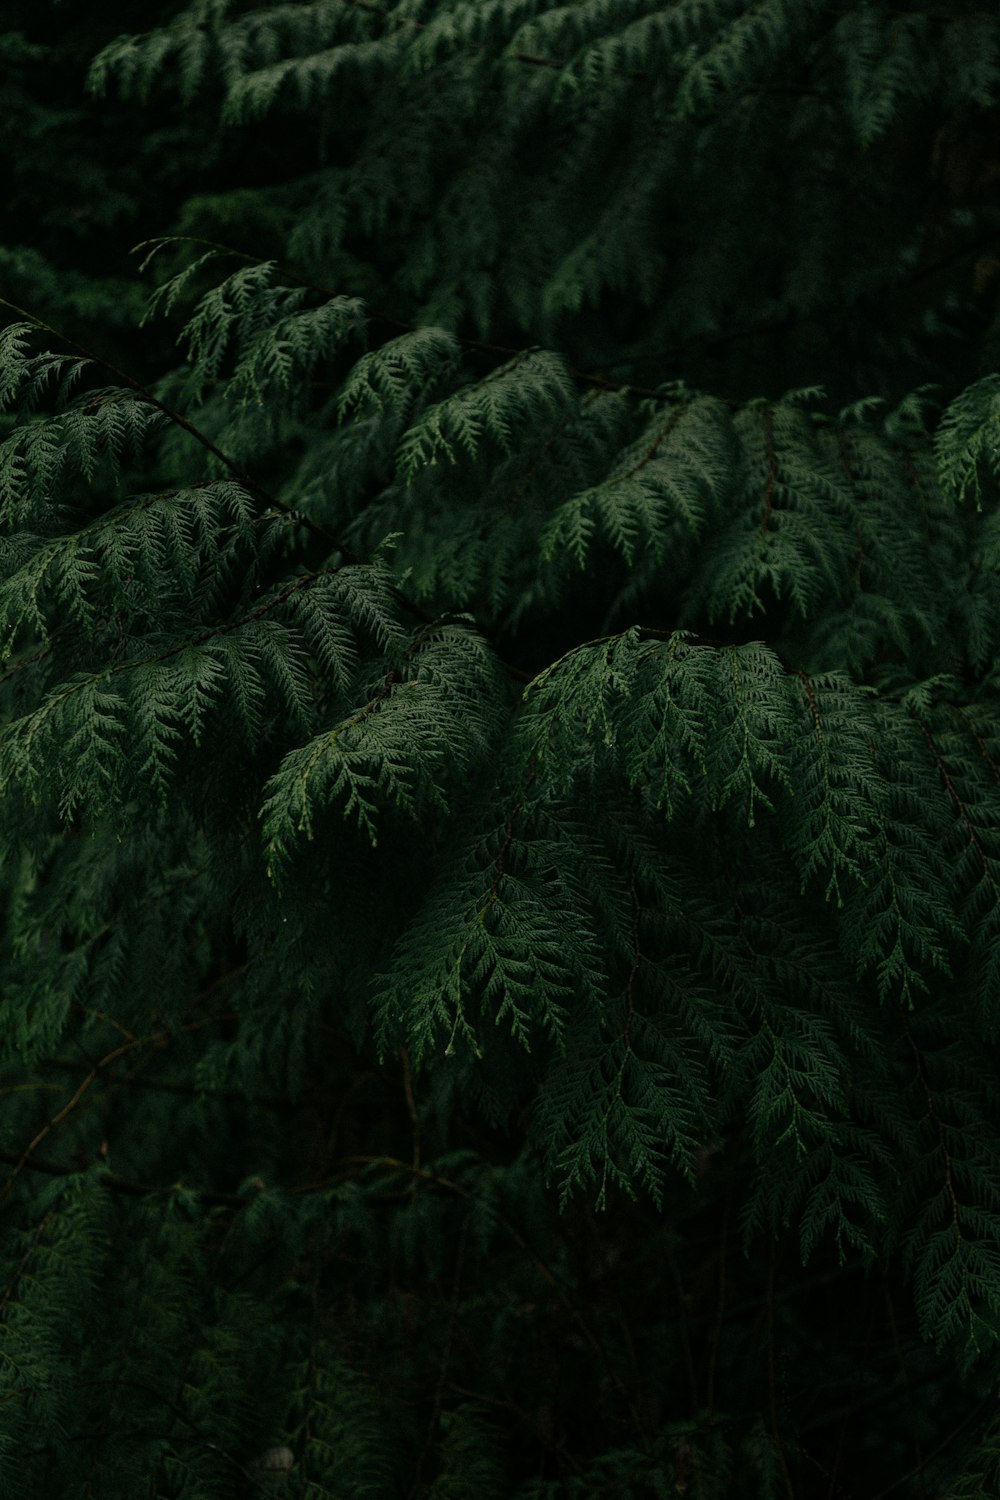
[4,1,1000,1495]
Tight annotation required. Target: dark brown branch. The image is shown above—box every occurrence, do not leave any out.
[41,1059,290,1110]
[0,1009,240,1203]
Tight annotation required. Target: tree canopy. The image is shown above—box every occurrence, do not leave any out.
[3,3,1000,1496]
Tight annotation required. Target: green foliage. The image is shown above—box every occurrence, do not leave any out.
[4,2,1000,1497]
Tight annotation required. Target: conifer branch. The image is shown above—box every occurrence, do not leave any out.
[136,237,672,399]
[0,292,357,556]
[898,1015,961,1234]
[919,721,996,889]
[6,6,1000,1492]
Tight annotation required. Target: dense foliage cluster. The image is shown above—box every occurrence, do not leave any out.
[4,2,1000,1495]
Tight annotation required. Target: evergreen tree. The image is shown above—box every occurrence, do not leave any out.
[3,2,1000,1495]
